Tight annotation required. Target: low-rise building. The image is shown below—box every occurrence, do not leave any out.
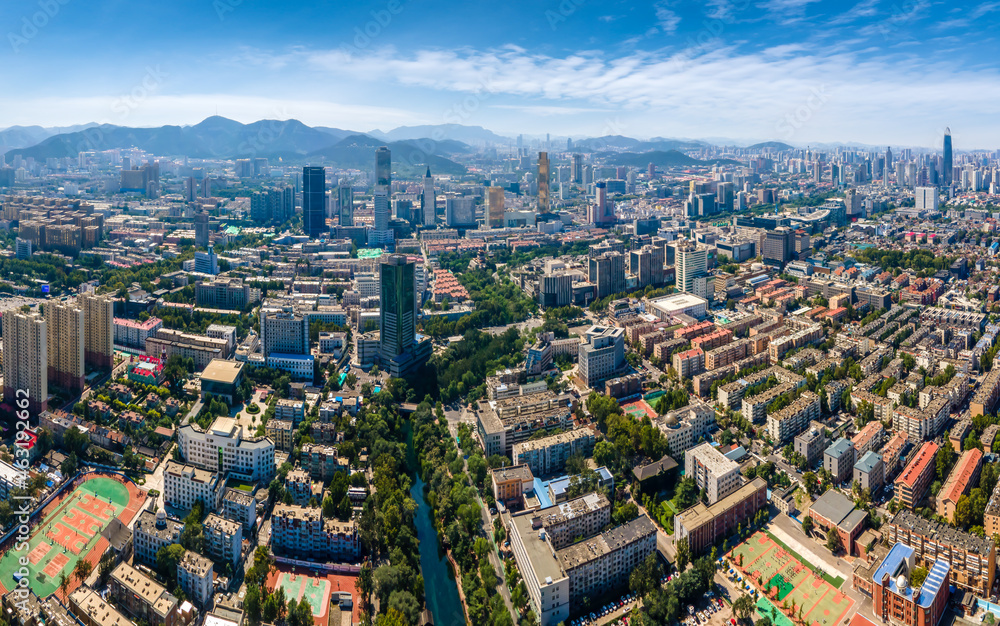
[808,489,867,556]
[490,464,535,511]
[853,451,885,494]
[871,543,949,626]
[163,461,225,513]
[674,477,767,555]
[177,550,214,607]
[204,513,242,566]
[794,425,829,468]
[824,438,856,485]
[936,448,983,523]
[109,562,180,626]
[69,588,133,626]
[512,429,595,476]
[685,443,741,504]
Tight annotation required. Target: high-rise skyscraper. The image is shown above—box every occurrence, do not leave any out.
[588,252,625,299]
[380,255,416,361]
[302,166,326,238]
[763,227,794,268]
[537,152,550,213]
[194,209,210,248]
[81,292,114,371]
[47,300,85,393]
[571,153,583,184]
[422,167,435,226]
[675,242,710,297]
[943,128,953,186]
[487,186,505,228]
[338,185,353,226]
[3,310,47,416]
[375,146,391,187]
[373,187,390,232]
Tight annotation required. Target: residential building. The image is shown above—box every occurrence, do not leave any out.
[491,464,535,510]
[133,510,183,568]
[853,451,885,494]
[45,300,84,393]
[578,325,625,388]
[795,426,829,468]
[512,429,595,476]
[299,443,348,482]
[69,588,132,626]
[222,488,257,531]
[146,328,230,370]
[81,292,114,370]
[824,438,856,485]
[270,504,360,561]
[476,391,575,457]
[204,513,242,566]
[195,277,260,310]
[163,460,225,513]
[2,310,47,415]
[113,316,162,350]
[936,448,983,522]
[766,390,820,444]
[200,359,245,404]
[685,443,741,504]
[895,441,939,510]
[177,550,213,607]
[886,509,994,596]
[109,562,180,626]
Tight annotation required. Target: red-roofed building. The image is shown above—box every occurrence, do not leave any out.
[853,421,885,456]
[936,448,983,522]
[896,441,939,510]
[672,348,705,379]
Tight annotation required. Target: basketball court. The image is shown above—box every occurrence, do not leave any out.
[266,562,361,626]
[0,474,144,598]
[731,531,853,626]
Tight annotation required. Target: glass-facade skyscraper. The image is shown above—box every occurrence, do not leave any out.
[302,166,326,238]
[943,127,953,186]
[380,255,415,360]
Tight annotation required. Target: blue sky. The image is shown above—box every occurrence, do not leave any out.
[2,0,1000,147]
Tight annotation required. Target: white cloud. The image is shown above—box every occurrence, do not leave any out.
[972,1,1000,18]
[654,2,681,33]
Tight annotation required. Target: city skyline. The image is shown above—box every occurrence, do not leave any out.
[3,0,1000,146]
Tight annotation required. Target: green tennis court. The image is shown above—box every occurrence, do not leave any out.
[766,573,795,600]
[0,477,130,597]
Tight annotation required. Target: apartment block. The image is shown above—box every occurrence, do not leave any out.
[512,428,595,476]
[133,509,183,567]
[895,441,939,510]
[936,448,983,522]
[270,504,360,561]
[178,417,275,482]
[871,543,949,626]
[204,513,242,566]
[299,443,349,482]
[685,443,741,504]
[765,390,820,444]
[177,550,214,607]
[163,460,225,513]
[81,292,115,370]
[109,562,180,626]
[674,477,767,555]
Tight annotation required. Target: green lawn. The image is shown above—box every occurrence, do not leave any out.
[764,530,844,588]
[226,478,256,492]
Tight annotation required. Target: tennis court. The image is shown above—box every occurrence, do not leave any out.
[267,564,360,626]
[621,399,657,420]
[0,475,144,599]
[732,532,853,626]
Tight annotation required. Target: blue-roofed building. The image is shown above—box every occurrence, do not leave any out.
[872,542,950,626]
[853,450,885,493]
[547,466,614,504]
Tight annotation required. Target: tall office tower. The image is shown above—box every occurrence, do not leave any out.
[201,177,212,199]
[588,252,626,299]
[260,308,309,358]
[422,168,435,226]
[81,292,114,371]
[943,128,953,186]
[375,146,391,187]
[338,185,353,226]
[905,162,918,189]
[235,159,253,178]
[380,255,416,361]
[914,187,940,211]
[253,157,269,177]
[537,152,550,213]
[675,242,710,297]
[895,162,906,188]
[716,182,734,211]
[572,153,583,183]
[194,210,210,248]
[302,166,326,238]
[445,197,474,227]
[592,181,610,225]
[763,227,794,268]
[184,177,196,202]
[3,310,47,416]
[648,163,655,179]
[46,301,84,393]
[487,186,505,228]
[630,245,665,288]
[886,146,893,171]
[373,187,390,232]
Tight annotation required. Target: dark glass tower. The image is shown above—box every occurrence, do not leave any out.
[302,166,326,238]
[337,185,353,226]
[375,146,391,187]
[943,127,953,186]
[380,255,415,360]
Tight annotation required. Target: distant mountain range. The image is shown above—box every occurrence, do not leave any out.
[3,118,822,176]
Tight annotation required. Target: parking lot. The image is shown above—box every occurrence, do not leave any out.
[568,592,639,626]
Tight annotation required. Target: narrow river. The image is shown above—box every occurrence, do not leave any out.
[410,476,465,626]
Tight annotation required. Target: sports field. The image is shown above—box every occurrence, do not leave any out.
[0,475,144,598]
[620,399,656,420]
[266,564,360,626]
[731,532,853,626]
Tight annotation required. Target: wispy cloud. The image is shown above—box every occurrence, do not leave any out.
[653,2,681,34]
[972,1,1000,18]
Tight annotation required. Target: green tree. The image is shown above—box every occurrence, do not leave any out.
[676,537,691,572]
[825,527,842,553]
[802,515,814,536]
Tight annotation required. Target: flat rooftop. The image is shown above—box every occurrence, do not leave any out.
[510,512,566,586]
[202,359,244,384]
